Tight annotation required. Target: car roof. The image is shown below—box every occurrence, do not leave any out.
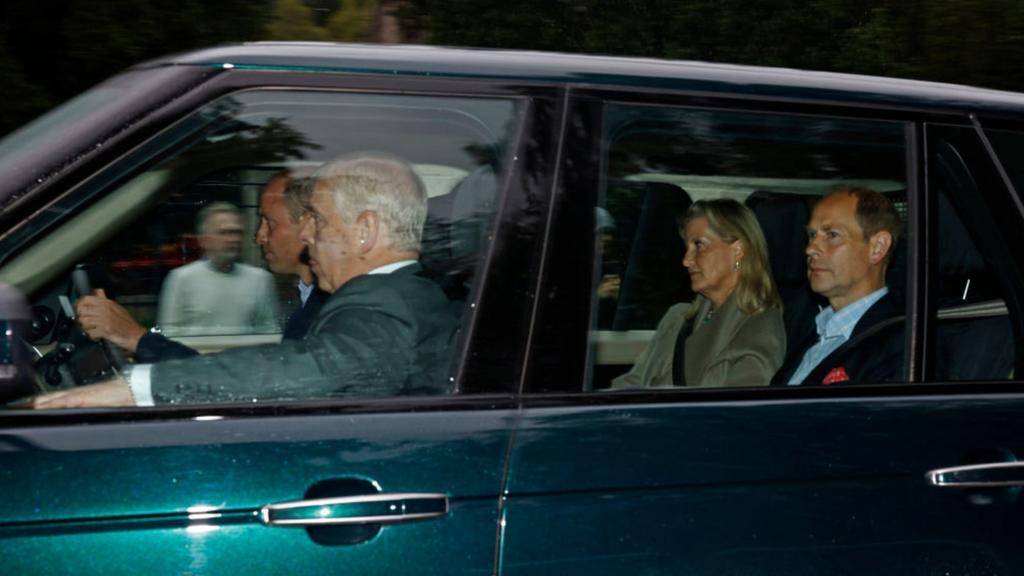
[144,42,1024,117]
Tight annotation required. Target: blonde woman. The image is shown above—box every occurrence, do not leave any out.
[613,198,785,388]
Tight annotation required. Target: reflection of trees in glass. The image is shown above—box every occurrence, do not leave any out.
[606,109,904,181]
[162,110,324,185]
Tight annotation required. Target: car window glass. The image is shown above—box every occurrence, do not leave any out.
[591,103,907,390]
[1,89,522,403]
[930,129,1017,381]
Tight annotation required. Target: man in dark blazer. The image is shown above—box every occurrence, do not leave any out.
[35,153,458,407]
[74,171,329,362]
[771,187,905,386]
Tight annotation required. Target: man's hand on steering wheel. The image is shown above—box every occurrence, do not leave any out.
[75,289,147,354]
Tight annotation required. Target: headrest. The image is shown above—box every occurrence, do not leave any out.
[746,192,810,285]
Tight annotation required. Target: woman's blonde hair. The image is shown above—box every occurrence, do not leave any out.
[680,198,781,315]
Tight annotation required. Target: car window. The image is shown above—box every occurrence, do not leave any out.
[930,126,1019,381]
[0,89,523,403]
[589,103,908,390]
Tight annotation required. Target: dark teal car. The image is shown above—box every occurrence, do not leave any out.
[2,43,1024,574]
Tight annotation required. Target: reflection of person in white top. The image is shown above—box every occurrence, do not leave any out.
[157,202,278,336]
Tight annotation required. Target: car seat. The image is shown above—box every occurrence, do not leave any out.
[609,181,694,331]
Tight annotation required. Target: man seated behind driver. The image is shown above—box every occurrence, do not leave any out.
[34,153,459,407]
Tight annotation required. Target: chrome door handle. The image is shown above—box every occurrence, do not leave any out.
[926,462,1024,488]
[260,493,449,527]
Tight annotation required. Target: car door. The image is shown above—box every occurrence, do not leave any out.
[499,90,1024,574]
[0,65,563,575]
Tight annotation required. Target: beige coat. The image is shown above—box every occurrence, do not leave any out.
[611,293,785,389]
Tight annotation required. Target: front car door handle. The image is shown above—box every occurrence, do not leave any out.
[926,462,1024,488]
[260,493,449,527]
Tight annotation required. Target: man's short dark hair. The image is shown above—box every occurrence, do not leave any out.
[282,176,314,224]
[267,167,318,225]
[826,186,901,264]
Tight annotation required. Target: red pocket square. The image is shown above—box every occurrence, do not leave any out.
[822,366,850,385]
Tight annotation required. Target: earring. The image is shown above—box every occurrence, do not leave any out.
[734,260,741,270]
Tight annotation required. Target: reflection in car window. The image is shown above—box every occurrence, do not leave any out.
[2,90,523,405]
[931,127,1018,381]
[591,104,907,390]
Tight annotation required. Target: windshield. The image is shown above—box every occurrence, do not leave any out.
[0,65,212,208]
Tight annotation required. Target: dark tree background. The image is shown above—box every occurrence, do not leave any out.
[3,0,1023,137]
[0,0,272,136]
[397,0,1024,90]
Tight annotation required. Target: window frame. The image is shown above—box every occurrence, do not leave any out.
[922,121,1024,382]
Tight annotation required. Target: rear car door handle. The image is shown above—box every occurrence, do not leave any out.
[926,462,1024,488]
[260,493,449,527]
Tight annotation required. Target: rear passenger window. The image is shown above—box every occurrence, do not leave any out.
[590,104,908,390]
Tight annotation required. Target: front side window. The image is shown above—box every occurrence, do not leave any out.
[591,103,908,390]
[2,89,523,405]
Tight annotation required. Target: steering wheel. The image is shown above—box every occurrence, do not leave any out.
[34,265,124,388]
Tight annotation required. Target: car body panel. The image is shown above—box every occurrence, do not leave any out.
[0,406,515,575]
[155,43,1024,116]
[501,393,1024,574]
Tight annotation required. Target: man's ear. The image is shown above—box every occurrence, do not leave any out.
[868,230,893,265]
[354,210,380,253]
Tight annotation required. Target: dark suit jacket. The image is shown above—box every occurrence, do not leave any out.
[282,287,329,340]
[148,264,458,404]
[135,286,329,363]
[771,291,905,386]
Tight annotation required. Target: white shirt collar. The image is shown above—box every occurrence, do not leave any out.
[368,260,417,275]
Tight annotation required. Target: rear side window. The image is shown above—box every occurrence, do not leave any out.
[590,103,908,390]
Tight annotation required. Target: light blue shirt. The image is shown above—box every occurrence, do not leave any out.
[297,280,315,306]
[787,287,889,385]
